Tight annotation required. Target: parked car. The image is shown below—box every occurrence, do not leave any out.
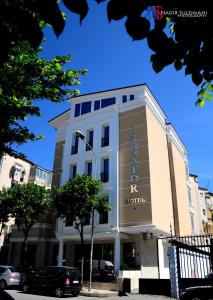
[180,285,213,300]
[0,265,23,289]
[22,266,81,298]
[92,260,116,282]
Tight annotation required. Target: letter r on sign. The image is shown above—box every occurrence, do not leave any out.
[130,184,139,193]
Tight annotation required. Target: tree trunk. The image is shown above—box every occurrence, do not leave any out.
[23,230,29,272]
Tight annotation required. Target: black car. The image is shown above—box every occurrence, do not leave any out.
[180,285,213,300]
[22,266,81,298]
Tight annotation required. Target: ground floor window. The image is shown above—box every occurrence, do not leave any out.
[75,243,113,263]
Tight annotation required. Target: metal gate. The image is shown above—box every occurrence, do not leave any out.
[170,235,213,295]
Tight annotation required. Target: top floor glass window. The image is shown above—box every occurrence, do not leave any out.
[74,103,81,117]
[81,101,91,115]
[94,100,100,111]
[130,94,134,101]
[122,95,127,103]
[101,97,116,108]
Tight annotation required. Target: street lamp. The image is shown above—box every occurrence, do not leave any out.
[75,130,97,292]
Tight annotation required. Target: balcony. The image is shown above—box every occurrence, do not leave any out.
[100,172,109,183]
[71,146,78,155]
[101,137,109,147]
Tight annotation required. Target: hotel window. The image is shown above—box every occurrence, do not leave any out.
[94,100,100,111]
[71,134,78,155]
[86,129,94,151]
[101,97,116,108]
[99,196,108,224]
[101,158,109,183]
[70,164,77,179]
[81,101,91,115]
[130,94,134,101]
[122,95,127,103]
[86,161,92,176]
[74,103,81,117]
[102,125,109,147]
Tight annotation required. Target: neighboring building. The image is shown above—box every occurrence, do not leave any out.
[188,174,203,235]
[49,83,194,278]
[198,187,213,234]
[0,154,52,267]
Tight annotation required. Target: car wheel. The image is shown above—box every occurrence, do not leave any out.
[22,284,30,293]
[0,280,7,290]
[72,291,79,297]
[55,287,64,298]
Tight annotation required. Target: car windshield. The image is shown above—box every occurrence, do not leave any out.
[8,267,16,272]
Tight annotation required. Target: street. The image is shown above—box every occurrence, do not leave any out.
[1,290,173,300]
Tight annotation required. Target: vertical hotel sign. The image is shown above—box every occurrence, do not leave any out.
[127,129,145,205]
[119,107,152,227]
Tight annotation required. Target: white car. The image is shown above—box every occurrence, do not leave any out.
[0,265,22,289]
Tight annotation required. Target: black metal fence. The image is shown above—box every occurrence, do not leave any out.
[170,235,213,290]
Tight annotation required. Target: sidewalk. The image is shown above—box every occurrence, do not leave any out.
[80,288,173,299]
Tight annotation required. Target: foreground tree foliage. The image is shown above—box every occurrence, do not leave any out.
[0,39,87,158]
[0,183,53,269]
[53,175,111,281]
[0,0,212,106]
[0,189,12,234]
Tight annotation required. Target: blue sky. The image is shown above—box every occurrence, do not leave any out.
[17,2,213,191]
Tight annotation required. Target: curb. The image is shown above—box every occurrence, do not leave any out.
[80,290,119,297]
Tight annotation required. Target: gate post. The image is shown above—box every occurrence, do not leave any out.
[168,245,179,299]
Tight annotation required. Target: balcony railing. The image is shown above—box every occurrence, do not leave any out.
[100,172,109,183]
[101,137,109,147]
[71,146,78,155]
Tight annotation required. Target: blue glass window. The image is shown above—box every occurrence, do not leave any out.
[94,100,100,111]
[74,104,80,117]
[122,95,127,103]
[130,94,134,101]
[87,161,92,176]
[103,158,109,173]
[81,101,91,115]
[101,97,116,108]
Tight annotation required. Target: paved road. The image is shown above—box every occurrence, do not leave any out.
[2,290,173,300]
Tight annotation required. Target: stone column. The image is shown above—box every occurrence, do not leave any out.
[114,232,120,273]
[57,239,64,266]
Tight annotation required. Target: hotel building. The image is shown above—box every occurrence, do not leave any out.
[49,84,196,278]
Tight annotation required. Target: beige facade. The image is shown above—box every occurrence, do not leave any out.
[146,107,173,234]
[166,126,191,236]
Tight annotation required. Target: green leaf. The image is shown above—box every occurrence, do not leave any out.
[199,99,205,107]
[207,84,213,92]
[203,91,212,101]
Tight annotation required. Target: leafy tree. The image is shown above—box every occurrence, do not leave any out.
[53,175,111,281]
[0,39,87,159]
[0,188,12,234]
[0,1,212,105]
[0,183,53,268]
